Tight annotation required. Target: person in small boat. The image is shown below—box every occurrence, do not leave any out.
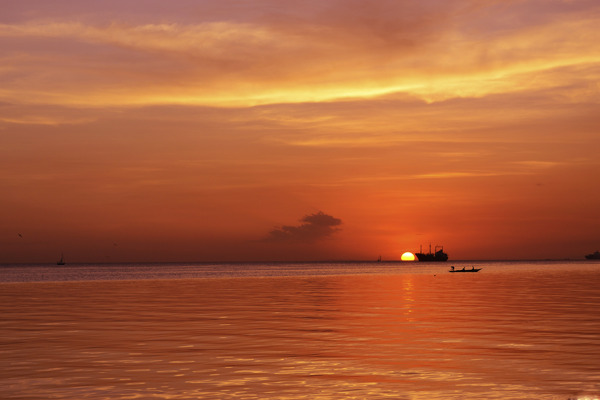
[461,267,465,271]
[451,266,455,271]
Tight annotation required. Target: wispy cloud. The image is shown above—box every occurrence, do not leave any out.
[0,1,598,107]
[512,161,561,169]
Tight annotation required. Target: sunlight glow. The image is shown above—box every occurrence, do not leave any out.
[401,252,416,262]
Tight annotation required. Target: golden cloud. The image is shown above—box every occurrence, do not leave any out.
[0,2,598,108]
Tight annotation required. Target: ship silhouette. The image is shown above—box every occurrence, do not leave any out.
[585,251,600,260]
[415,244,448,262]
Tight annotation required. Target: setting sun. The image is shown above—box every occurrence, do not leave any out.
[401,252,416,261]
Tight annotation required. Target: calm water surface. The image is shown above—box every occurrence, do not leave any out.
[1,261,599,399]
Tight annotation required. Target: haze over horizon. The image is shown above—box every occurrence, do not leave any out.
[1,0,599,263]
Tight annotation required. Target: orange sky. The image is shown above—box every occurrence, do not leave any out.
[1,0,599,262]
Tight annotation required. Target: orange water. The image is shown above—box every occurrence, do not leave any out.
[1,262,599,399]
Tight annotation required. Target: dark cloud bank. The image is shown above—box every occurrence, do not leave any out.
[265,211,342,243]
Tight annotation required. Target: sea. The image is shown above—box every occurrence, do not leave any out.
[1,260,599,400]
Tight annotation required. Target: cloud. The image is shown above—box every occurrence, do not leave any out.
[265,211,342,242]
[1,1,599,108]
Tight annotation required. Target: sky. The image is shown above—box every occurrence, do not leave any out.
[1,0,599,263]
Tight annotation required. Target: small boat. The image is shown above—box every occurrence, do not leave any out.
[56,254,65,265]
[449,266,481,273]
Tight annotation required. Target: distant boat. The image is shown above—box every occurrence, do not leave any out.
[585,251,600,260]
[415,244,448,262]
[449,266,481,273]
[56,254,65,265]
